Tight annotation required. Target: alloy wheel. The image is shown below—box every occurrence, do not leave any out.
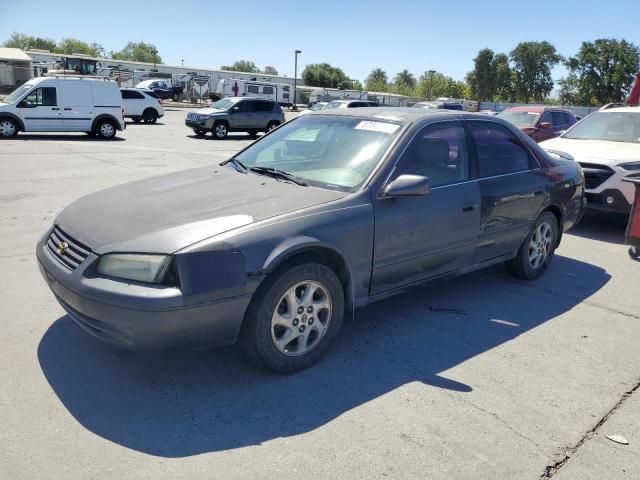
[271,280,332,356]
[215,124,227,138]
[528,222,553,269]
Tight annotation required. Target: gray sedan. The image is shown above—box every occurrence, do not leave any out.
[38,108,585,372]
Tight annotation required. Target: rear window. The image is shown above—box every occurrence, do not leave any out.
[252,100,275,112]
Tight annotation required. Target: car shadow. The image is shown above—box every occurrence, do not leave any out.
[186,134,258,141]
[568,210,627,245]
[125,121,166,126]
[11,134,126,142]
[37,255,609,458]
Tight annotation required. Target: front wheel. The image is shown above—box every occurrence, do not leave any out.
[172,92,179,102]
[266,121,280,132]
[212,121,228,139]
[239,262,345,372]
[507,211,558,279]
[0,117,18,138]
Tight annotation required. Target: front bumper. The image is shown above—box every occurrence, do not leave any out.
[585,189,632,214]
[36,233,252,351]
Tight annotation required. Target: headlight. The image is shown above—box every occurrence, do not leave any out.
[97,254,171,283]
[618,161,640,171]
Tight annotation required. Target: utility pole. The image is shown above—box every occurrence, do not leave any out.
[293,50,302,111]
[428,70,436,99]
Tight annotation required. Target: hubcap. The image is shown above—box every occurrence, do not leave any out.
[268,123,277,131]
[100,123,114,137]
[271,280,332,356]
[0,120,16,136]
[215,124,227,137]
[528,222,553,269]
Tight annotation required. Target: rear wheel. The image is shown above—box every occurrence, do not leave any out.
[266,121,280,132]
[239,262,344,372]
[132,117,142,124]
[507,211,558,279]
[95,119,116,139]
[171,92,179,102]
[142,109,158,124]
[212,121,228,139]
[0,117,18,138]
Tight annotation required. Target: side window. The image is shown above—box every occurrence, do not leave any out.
[21,87,57,107]
[132,91,145,99]
[121,90,135,99]
[254,101,274,112]
[540,112,553,125]
[234,101,250,112]
[263,86,274,95]
[552,111,567,126]
[468,121,532,178]
[395,122,470,187]
[247,85,260,94]
[283,85,290,92]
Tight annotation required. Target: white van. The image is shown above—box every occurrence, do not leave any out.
[0,76,125,139]
[215,79,293,107]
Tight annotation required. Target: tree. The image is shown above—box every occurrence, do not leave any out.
[220,60,260,73]
[301,63,351,88]
[467,48,496,101]
[416,70,451,98]
[561,39,640,105]
[263,65,278,75]
[111,42,161,64]
[392,69,416,95]
[3,32,57,52]
[56,38,101,56]
[352,80,364,91]
[493,53,514,101]
[510,41,562,103]
[365,68,388,92]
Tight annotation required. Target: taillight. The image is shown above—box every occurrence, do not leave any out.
[121,108,125,120]
[158,99,164,106]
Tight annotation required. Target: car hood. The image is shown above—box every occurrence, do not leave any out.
[541,138,640,165]
[194,107,226,115]
[55,166,347,254]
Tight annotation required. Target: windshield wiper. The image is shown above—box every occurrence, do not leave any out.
[248,167,308,186]
[219,157,248,172]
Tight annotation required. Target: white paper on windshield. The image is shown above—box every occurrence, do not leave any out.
[354,121,400,134]
[526,112,539,115]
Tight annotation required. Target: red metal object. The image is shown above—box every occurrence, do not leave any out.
[623,178,640,260]
[628,71,640,107]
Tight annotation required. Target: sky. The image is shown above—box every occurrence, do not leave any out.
[1,0,639,85]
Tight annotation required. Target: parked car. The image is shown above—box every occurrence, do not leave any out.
[135,79,184,102]
[121,88,164,124]
[412,101,436,109]
[498,106,577,143]
[323,99,380,109]
[541,107,640,216]
[185,97,284,138]
[479,110,500,116]
[436,102,464,111]
[299,102,329,115]
[38,108,585,372]
[0,75,125,139]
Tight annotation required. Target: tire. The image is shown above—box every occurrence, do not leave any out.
[172,92,179,102]
[95,119,117,140]
[0,117,18,138]
[266,121,280,133]
[142,109,158,124]
[212,121,228,139]
[193,129,207,137]
[247,129,259,137]
[239,262,345,373]
[507,211,559,280]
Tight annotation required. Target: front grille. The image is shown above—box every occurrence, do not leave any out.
[46,226,91,271]
[579,162,614,189]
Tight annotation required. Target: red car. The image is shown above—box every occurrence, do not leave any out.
[497,106,577,142]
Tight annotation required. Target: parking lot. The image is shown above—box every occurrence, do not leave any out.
[1,108,640,479]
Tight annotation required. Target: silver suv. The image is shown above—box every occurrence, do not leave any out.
[185,97,285,139]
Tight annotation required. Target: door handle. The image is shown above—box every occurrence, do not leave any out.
[462,204,478,212]
[51,107,60,110]
[64,108,72,111]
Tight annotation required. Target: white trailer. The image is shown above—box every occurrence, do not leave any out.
[215,78,293,106]
[308,88,367,105]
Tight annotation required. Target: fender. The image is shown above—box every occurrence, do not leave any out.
[0,112,25,131]
[91,114,122,132]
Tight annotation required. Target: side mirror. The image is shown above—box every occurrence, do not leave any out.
[540,121,552,129]
[383,174,431,197]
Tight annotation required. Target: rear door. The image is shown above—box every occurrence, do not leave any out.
[121,90,145,116]
[59,81,93,131]
[467,120,548,262]
[251,101,273,127]
[16,84,63,131]
[371,121,481,294]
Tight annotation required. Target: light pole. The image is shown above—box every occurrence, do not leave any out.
[427,70,436,99]
[152,48,158,71]
[293,49,302,111]
[181,59,184,67]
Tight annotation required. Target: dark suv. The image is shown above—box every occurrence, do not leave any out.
[185,97,285,139]
[497,106,577,143]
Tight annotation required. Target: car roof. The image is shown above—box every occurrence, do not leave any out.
[505,105,573,113]
[309,107,488,124]
[598,106,640,114]
[225,96,274,102]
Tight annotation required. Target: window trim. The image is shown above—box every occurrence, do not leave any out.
[18,86,57,108]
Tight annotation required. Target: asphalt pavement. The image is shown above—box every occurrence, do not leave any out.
[1,109,639,479]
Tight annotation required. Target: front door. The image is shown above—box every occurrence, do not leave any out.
[59,82,93,131]
[228,100,252,129]
[467,120,548,262]
[371,121,481,294]
[16,86,63,131]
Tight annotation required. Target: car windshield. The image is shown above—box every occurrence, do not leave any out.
[324,101,347,110]
[309,103,326,111]
[3,84,32,104]
[233,115,402,190]
[497,110,541,127]
[562,111,640,143]
[211,98,236,110]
